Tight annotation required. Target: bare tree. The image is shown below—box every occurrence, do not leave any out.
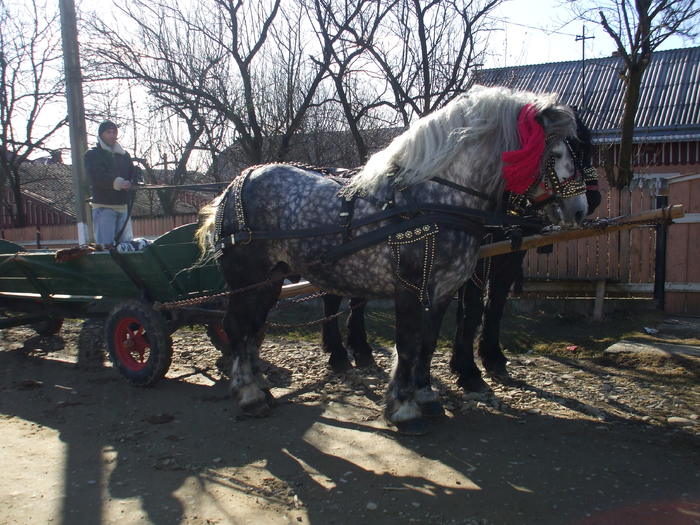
[350,0,504,123]
[0,0,67,227]
[571,0,699,188]
[307,0,398,163]
[86,0,334,174]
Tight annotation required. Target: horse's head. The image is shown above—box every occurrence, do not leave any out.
[502,103,588,227]
[526,136,588,226]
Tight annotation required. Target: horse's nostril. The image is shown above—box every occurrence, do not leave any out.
[575,211,583,223]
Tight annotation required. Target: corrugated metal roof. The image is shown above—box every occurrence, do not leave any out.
[472,46,700,143]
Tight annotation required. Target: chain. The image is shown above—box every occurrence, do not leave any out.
[267,298,368,329]
[583,215,673,231]
[153,270,305,311]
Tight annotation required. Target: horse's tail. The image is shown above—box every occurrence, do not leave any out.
[195,196,220,260]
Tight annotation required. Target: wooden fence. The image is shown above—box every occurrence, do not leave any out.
[0,214,198,249]
[522,178,658,289]
[666,174,700,314]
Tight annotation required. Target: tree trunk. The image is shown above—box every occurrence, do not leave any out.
[9,168,26,227]
[614,64,644,189]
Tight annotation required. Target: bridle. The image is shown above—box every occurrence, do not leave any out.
[522,136,587,210]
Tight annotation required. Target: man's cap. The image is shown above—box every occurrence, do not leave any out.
[98,120,118,136]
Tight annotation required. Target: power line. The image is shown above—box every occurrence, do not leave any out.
[488,16,580,37]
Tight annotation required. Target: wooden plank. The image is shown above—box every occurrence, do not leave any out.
[480,206,684,258]
[685,181,700,315]
[567,234,578,278]
[587,182,609,279]
[638,188,655,283]
[617,188,632,283]
[664,292,686,315]
[628,187,643,283]
[686,223,700,284]
[685,292,700,315]
[576,236,590,278]
[607,186,620,280]
[593,280,606,320]
[667,180,694,313]
[666,223,689,284]
[689,178,700,213]
[556,236,568,279]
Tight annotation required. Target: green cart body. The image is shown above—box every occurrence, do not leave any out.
[0,223,229,385]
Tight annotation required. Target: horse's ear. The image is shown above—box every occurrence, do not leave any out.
[536,105,576,138]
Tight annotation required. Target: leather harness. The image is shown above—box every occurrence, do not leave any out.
[212,167,543,262]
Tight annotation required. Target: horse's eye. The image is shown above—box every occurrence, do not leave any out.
[553,152,563,160]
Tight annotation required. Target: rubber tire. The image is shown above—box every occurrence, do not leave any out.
[105,300,172,386]
[31,317,64,337]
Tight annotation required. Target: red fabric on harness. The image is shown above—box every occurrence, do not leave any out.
[502,104,545,194]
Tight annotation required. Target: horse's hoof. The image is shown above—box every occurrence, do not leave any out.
[263,388,276,408]
[328,355,353,373]
[393,418,429,435]
[486,368,514,385]
[353,353,376,369]
[418,400,446,418]
[215,356,232,376]
[458,375,490,393]
[240,399,272,418]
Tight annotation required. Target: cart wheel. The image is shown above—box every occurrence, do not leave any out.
[105,301,172,386]
[31,317,64,337]
[207,323,232,375]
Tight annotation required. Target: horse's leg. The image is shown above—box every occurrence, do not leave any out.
[478,251,527,382]
[450,279,489,392]
[385,289,426,435]
[321,295,353,373]
[221,257,283,416]
[414,298,450,418]
[346,297,376,368]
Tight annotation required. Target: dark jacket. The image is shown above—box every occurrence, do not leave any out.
[84,143,139,205]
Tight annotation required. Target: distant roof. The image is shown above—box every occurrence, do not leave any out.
[472,46,700,144]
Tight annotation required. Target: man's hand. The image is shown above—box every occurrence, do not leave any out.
[113,177,132,191]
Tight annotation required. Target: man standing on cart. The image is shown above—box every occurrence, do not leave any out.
[84,120,141,248]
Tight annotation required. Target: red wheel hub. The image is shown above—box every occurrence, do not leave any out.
[114,317,151,371]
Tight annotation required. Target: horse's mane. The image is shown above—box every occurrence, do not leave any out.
[347,85,574,197]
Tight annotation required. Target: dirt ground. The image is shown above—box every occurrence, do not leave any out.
[0,312,699,525]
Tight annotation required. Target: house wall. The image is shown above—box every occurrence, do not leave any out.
[1,188,74,229]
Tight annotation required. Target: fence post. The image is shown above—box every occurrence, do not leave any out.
[654,195,668,310]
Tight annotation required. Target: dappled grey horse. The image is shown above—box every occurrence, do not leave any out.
[197,85,587,434]
[321,115,600,392]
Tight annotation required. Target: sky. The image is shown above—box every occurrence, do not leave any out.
[34,0,700,157]
[481,0,698,68]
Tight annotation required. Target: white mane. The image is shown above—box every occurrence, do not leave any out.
[347,85,563,197]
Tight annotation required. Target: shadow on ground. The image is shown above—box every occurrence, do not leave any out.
[0,334,698,525]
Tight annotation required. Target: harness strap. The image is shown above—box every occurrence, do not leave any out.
[214,202,542,252]
[339,195,357,242]
[430,176,497,207]
[320,213,484,264]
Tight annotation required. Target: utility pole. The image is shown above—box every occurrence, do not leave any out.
[59,0,93,244]
[575,25,594,110]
